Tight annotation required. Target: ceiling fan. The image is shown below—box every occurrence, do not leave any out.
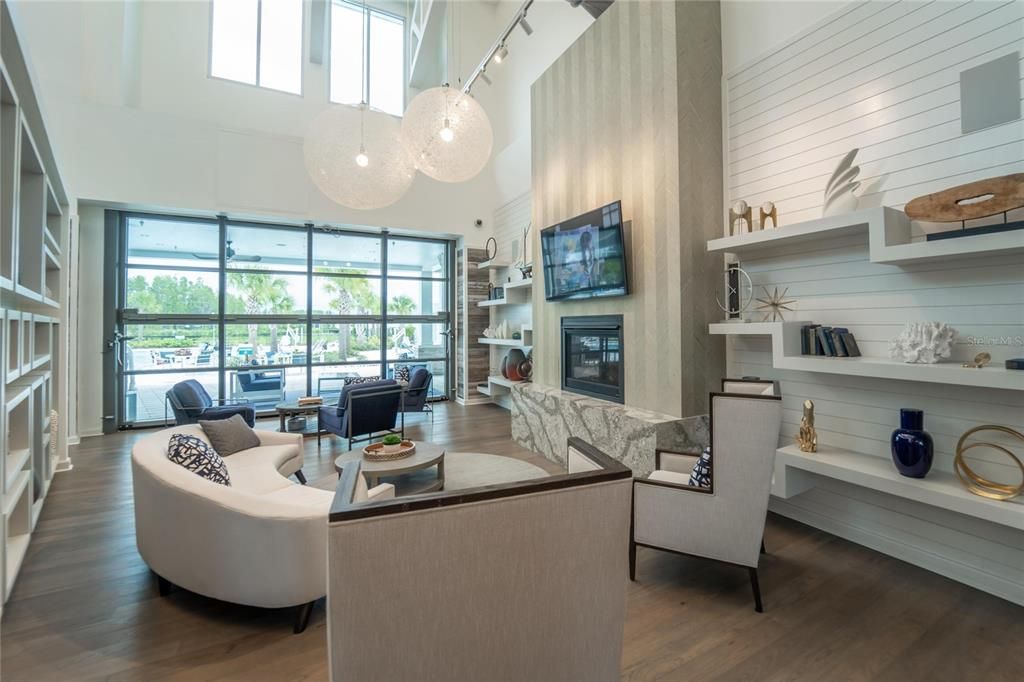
[192,240,262,263]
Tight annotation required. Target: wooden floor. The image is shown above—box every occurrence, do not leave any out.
[2,402,1021,681]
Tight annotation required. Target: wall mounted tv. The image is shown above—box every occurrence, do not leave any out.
[540,201,629,301]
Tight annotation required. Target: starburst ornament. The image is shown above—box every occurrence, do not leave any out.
[755,286,796,322]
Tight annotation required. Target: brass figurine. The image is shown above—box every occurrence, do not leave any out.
[797,399,818,453]
[760,201,778,229]
[729,200,753,235]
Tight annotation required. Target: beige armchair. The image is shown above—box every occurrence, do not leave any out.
[326,438,633,682]
[630,392,783,612]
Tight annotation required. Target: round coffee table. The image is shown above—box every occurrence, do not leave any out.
[334,442,446,496]
[274,401,322,437]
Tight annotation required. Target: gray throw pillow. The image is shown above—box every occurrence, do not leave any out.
[199,414,261,456]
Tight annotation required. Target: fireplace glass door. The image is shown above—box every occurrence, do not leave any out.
[561,315,624,402]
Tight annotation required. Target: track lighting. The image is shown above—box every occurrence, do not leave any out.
[494,44,509,64]
[519,15,533,36]
[480,72,492,86]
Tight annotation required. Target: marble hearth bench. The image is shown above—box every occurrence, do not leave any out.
[511,383,708,476]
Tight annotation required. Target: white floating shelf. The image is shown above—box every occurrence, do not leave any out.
[774,444,1023,529]
[477,298,528,308]
[504,279,533,290]
[707,206,1024,264]
[477,259,511,270]
[478,338,532,348]
[487,375,524,389]
[475,384,493,397]
[710,321,1024,391]
[708,207,882,255]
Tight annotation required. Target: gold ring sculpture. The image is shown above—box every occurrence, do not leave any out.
[953,425,1024,501]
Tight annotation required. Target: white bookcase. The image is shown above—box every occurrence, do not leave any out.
[0,7,69,610]
[475,263,533,408]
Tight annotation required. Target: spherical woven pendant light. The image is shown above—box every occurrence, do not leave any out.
[401,85,493,183]
[304,103,416,210]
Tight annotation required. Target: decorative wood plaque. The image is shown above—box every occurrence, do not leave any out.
[904,173,1024,222]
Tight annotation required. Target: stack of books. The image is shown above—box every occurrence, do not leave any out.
[297,396,324,406]
[800,325,861,357]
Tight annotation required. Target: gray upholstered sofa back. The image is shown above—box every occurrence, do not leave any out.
[326,439,632,682]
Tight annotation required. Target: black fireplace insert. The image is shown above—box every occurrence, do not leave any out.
[561,315,624,403]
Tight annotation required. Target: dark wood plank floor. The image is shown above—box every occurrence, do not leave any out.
[2,402,1021,681]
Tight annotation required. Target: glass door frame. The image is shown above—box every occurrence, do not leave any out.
[107,210,455,429]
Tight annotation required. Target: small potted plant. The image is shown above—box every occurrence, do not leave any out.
[380,433,404,454]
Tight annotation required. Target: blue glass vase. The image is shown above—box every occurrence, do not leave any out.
[890,408,933,478]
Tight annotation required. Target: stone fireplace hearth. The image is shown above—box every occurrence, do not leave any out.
[511,383,708,476]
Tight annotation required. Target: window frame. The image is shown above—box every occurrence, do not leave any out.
[110,210,454,428]
[328,0,406,116]
[207,0,306,97]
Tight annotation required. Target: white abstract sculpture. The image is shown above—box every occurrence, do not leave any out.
[889,322,958,364]
[823,148,860,217]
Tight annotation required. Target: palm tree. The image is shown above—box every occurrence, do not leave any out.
[321,269,379,361]
[227,271,295,355]
[388,295,417,350]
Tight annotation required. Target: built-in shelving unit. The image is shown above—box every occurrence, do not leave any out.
[773,444,1023,529]
[707,206,1024,264]
[0,65,17,291]
[709,321,1023,391]
[475,260,534,407]
[1,6,69,609]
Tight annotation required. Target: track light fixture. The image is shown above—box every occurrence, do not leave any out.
[463,0,535,94]
[480,72,493,86]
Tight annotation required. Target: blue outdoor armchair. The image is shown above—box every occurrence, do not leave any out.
[166,380,255,427]
[318,379,404,449]
[401,368,434,423]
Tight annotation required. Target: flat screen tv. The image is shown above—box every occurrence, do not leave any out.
[541,201,629,301]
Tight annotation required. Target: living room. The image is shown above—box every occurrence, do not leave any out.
[0,0,1022,679]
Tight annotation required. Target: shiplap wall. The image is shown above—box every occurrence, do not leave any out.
[723,1,1024,604]
[727,0,1023,229]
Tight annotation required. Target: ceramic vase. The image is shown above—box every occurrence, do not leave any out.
[890,408,933,478]
[501,348,527,381]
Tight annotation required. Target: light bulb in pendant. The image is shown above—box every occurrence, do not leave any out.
[355,145,369,167]
[439,118,454,143]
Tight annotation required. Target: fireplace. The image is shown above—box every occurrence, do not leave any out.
[561,315,624,403]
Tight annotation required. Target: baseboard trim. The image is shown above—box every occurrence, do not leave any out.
[456,395,491,406]
[770,497,1024,606]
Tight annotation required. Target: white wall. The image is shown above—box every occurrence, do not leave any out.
[74,206,106,439]
[721,0,849,74]
[722,0,1024,604]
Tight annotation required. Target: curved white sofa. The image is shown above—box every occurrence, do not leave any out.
[131,425,335,629]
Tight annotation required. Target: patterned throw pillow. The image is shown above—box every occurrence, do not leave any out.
[343,376,381,386]
[688,447,712,488]
[167,433,231,486]
[394,366,411,383]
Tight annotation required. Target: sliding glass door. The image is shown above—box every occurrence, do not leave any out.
[110,212,453,428]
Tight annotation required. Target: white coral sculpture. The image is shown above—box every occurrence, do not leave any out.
[889,322,958,364]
